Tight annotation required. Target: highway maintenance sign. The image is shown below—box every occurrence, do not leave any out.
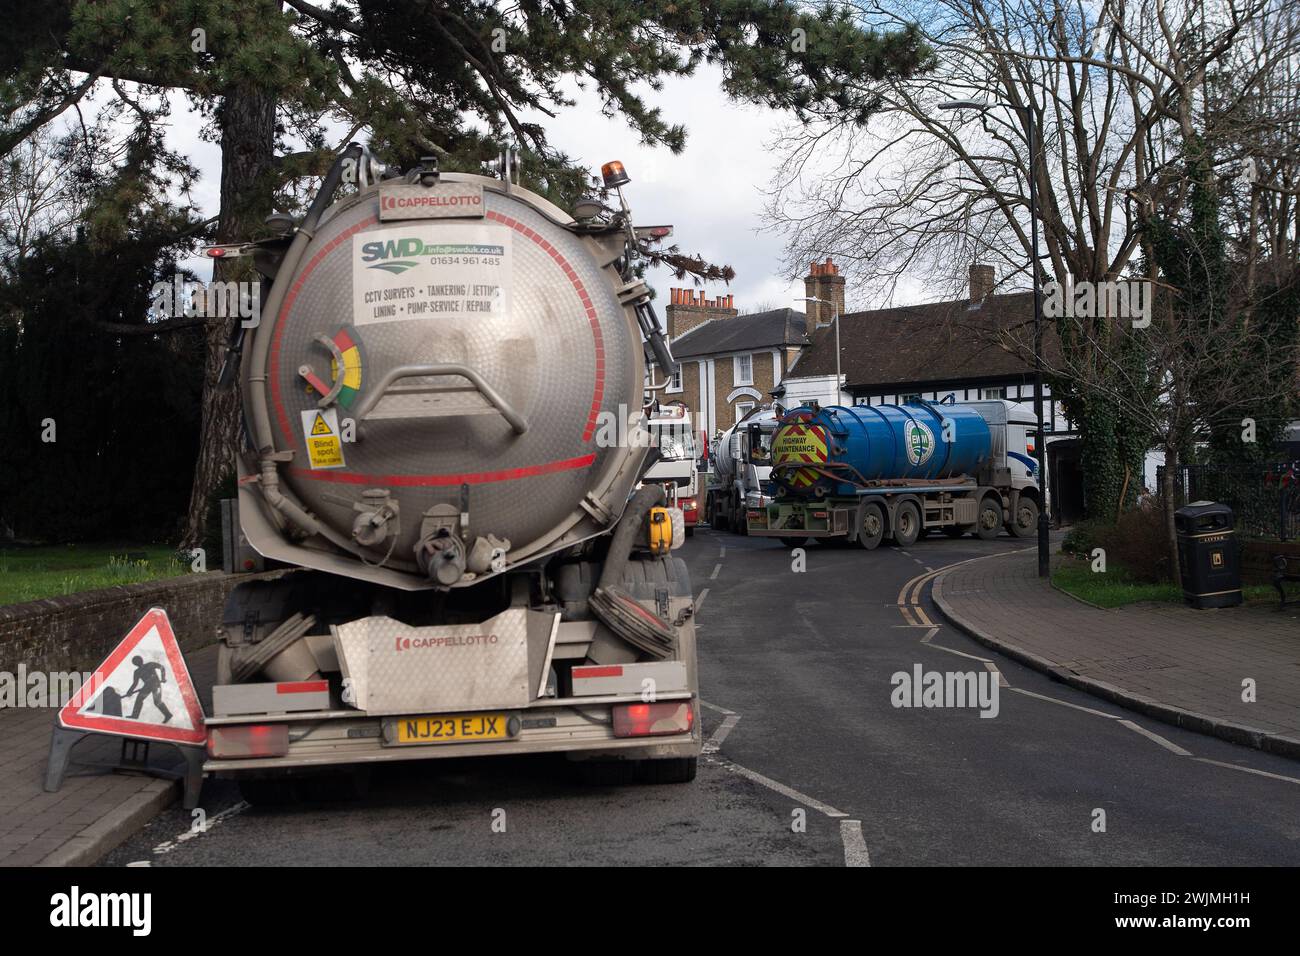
[772,423,828,489]
[57,607,206,745]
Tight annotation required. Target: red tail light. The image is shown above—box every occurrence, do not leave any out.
[612,701,694,738]
[207,724,290,759]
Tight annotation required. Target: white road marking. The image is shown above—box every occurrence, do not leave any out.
[694,587,710,614]
[704,715,741,753]
[151,801,250,856]
[710,563,722,580]
[1118,719,1193,756]
[699,699,871,865]
[923,642,993,664]
[983,660,1009,687]
[921,627,939,644]
[712,755,848,818]
[1007,687,1121,720]
[1195,757,1300,785]
[839,819,871,867]
[719,546,726,558]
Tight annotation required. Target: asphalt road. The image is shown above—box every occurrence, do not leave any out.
[103,528,1300,867]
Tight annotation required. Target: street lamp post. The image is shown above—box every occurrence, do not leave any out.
[939,97,1051,578]
[796,296,843,405]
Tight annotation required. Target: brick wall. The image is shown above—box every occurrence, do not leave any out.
[0,569,291,679]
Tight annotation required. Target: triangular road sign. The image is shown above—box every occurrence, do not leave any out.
[310,412,332,435]
[58,607,206,745]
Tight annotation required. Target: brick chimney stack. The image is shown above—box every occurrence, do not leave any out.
[803,258,846,328]
[969,263,995,302]
[665,288,738,339]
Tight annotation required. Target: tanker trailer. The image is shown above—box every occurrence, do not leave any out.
[204,148,700,801]
[747,399,1041,548]
[706,404,782,533]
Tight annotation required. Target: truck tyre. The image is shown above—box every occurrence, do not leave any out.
[1009,497,1038,538]
[641,757,698,784]
[892,501,921,547]
[857,502,886,550]
[976,496,1003,540]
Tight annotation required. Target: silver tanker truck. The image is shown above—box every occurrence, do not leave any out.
[205,148,700,802]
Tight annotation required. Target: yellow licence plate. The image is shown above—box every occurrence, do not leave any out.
[392,712,510,746]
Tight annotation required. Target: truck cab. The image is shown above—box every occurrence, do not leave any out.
[644,402,701,533]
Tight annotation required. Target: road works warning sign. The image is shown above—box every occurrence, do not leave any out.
[58,608,206,744]
[352,223,511,327]
[300,407,346,469]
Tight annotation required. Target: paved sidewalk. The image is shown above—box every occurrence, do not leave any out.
[0,645,217,866]
[933,550,1300,758]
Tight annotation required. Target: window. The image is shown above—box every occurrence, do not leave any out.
[667,367,683,392]
[735,401,755,422]
[733,353,753,386]
[981,387,1007,399]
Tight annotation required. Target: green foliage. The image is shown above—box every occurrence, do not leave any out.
[1060,520,1104,557]
[1093,499,1175,583]
[0,219,204,543]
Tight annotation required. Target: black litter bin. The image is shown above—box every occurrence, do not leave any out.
[1174,501,1242,609]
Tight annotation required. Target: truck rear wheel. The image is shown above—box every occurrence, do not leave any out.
[892,501,921,547]
[976,496,1003,540]
[857,502,886,550]
[1009,497,1039,538]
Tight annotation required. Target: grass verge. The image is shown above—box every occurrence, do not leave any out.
[1053,557,1275,608]
[0,544,188,606]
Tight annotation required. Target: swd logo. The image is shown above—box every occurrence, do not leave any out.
[905,419,935,467]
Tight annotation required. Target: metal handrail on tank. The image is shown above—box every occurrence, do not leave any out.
[349,363,530,436]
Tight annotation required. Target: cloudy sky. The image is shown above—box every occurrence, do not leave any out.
[146,59,932,319]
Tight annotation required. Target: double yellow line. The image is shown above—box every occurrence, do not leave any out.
[894,549,1033,628]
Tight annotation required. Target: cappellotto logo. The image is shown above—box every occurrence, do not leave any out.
[49,886,151,936]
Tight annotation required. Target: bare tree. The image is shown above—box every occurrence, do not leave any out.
[766,0,1300,522]
[0,130,85,280]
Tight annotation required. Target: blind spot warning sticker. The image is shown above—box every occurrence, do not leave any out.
[301,408,346,469]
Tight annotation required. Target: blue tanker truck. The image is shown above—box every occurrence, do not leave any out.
[746,398,1041,548]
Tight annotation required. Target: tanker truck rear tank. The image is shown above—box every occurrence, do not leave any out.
[200,149,701,802]
[746,399,1042,549]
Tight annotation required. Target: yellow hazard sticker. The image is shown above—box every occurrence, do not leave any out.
[300,408,346,469]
